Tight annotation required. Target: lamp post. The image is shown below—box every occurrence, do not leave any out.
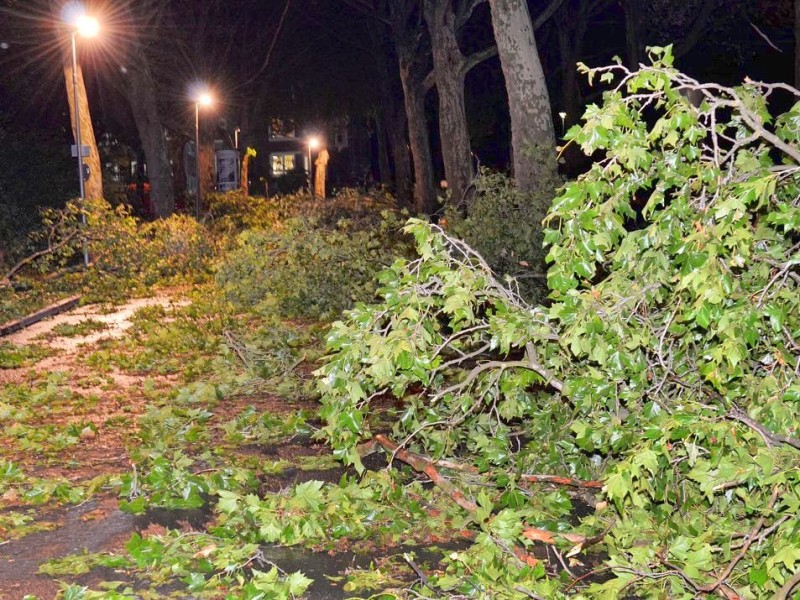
[70,13,99,267]
[194,91,212,219]
[307,136,320,197]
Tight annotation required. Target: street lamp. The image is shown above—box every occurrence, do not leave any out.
[194,91,213,219]
[307,136,320,196]
[69,11,99,267]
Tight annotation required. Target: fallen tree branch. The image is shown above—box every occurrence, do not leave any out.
[372,434,609,553]
[698,486,779,594]
[728,407,800,451]
[520,474,603,489]
[223,331,253,370]
[776,570,800,600]
[2,229,81,284]
[374,434,478,513]
[364,435,602,490]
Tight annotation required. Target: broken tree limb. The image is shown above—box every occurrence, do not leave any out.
[362,435,601,488]
[374,434,478,513]
[520,474,603,489]
[372,433,610,554]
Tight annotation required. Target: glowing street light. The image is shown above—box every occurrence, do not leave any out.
[67,6,100,267]
[75,15,99,38]
[193,90,213,219]
[307,136,320,196]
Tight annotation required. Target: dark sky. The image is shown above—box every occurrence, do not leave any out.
[0,0,793,173]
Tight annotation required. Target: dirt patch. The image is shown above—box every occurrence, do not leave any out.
[4,295,189,350]
[0,292,195,485]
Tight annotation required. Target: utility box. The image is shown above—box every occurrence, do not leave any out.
[215,149,240,192]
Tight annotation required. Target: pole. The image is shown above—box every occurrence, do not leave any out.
[308,145,313,197]
[71,32,89,267]
[194,102,201,219]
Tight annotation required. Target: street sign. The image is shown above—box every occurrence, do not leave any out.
[71,144,91,157]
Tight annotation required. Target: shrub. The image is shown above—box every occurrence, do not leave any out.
[315,52,800,598]
[141,215,216,283]
[216,200,410,321]
[4,198,216,300]
[442,169,561,302]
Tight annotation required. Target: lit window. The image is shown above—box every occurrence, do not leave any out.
[271,153,296,175]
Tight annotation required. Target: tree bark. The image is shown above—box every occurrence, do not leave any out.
[371,23,414,207]
[374,110,392,187]
[422,0,475,209]
[386,109,414,206]
[63,58,103,201]
[621,0,644,69]
[488,0,558,193]
[389,0,437,214]
[241,149,254,197]
[123,51,175,217]
[794,0,800,87]
[400,62,437,214]
[556,0,589,132]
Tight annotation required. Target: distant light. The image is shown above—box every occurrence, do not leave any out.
[120,65,128,74]
[76,15,100,38]
[198,93,213,107]
[308,137,320,150]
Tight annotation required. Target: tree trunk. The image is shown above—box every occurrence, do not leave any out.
[489,0,558,194]
[63,58,103,201]
[556,0,588,132]
[123,51,175,217]
[621,0,644,70]
[389,0,437,214]
[422,0,475,209]
[375,110,392,186]
[795,0,800,88]
[386,109,413,207]
[371,23,415,207]
[241,153,251,196]
[399,62,437,214]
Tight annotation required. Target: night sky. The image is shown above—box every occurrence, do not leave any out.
[0,0,794,204]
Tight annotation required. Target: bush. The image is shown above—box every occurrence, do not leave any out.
[442,169,561,302]
[142,215,216,282]
[4,198,216,300]
[216,191,410,321]
[206,187,400,236]
[316,53,800,598]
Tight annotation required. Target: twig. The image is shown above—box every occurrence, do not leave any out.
[374,434,478,512]
[403,552,433,592]
[223,330,252,370]
[750,22,782,52]
[776,570,800,600]
[728,407,800,451]
[698,486,779,593]
[564,566,614,593]
[520,473,603,489]
[551,546,575,578]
